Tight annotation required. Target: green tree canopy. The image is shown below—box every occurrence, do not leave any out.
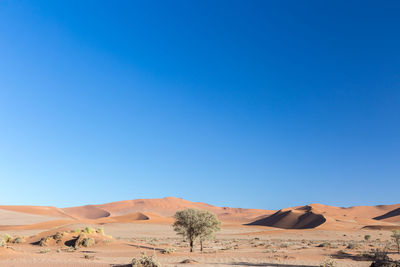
[173,209,221,252]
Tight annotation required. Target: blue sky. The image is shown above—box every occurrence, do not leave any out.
[0,1,399,209]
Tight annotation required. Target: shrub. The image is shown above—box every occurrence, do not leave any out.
[74,234,95,248]
[82,237,95,247]
[39,236,51,247]
[346,243,358,249]
[364,235,371,241]
[53,232,64,244]
[96,227,104,235]
[3,234,11,243]
[131,253,161,267]
[280,242,290,248]
[318,242,332,248]
[12,237,24,244]
[391,230,400,254]
[84,227,95,234]
[39,248,51,254]
[320,257,337,267]
[369,249,400,267]
[161,247,175,254]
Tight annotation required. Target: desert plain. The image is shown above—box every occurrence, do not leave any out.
[0,197,399,267]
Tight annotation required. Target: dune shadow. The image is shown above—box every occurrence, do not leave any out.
[125,243,164,252]
[330,251,372,262]
[64,238,77,247]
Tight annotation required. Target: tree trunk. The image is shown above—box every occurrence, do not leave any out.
[190,240,193,252]
[200,239,203,252]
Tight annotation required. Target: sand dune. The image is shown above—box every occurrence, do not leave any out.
[0,208,64,226]
[95,212,150,224]
[62,205,111,219]
[0,220,74,231]
[0,205,75,219]
[373,207,400,223]
[248,209,326,229]
[247,203,400,230]
[0,198,399,231]
[75,197,271,223]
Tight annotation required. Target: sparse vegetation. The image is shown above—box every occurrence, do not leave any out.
[173,209,220,252]
[161,247,175,254]
[3,234,11,243]
[74,234,95,248]
[391,230,400,254]
[131,253,160,267]
[320,257,337,267]
[39,248,51,254]
[39,236,51,247]
[84,226,95,234]
[346,243,358,249]
[96,227,105,235]
[318,242,332,248]
[369,249,400,267]
[12,236,24,244]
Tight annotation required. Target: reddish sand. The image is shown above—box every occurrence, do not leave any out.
[0,197,399,266]
[0,197,399,230]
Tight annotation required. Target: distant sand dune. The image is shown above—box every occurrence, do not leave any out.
[62,205,111,219]
[0,208,64,226]
[373,207,400,223]
[0,198,399,231]
[247,209,326,229]
[0,205,75,219]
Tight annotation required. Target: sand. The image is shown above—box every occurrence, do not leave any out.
[0,197,399,266]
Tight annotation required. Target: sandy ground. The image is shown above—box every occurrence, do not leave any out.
[0,198,399,266]
[0,221,399,267]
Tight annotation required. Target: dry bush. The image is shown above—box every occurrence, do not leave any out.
[3,234,11,243]
[74,234,95,248]
[161,247,175,254]
[131,253,161,267]
[96,227,105,235]
[84,227,95,234]
[320,257,337,267]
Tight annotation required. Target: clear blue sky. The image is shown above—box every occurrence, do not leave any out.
[0,1,399,210]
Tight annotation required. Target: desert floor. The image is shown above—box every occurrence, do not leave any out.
[0,221,399,267]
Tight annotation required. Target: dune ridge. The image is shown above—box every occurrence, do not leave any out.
[247,209,326,229]
[0,198,399,231]
[373,207,400,223]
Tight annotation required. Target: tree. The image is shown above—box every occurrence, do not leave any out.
[197,210,220,251]
[392,230,400,254]
[173,209,221,252]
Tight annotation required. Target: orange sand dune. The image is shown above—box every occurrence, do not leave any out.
[0,205,75,219]
[373,207,400,223]
[248,209,326,229]
[301,203,400,219]
[73,197,272,223]
[94,211,173,224]
[0,198,399,231]
[62,205,110,219]
[0,219,74,231]
[247,203,400,230]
